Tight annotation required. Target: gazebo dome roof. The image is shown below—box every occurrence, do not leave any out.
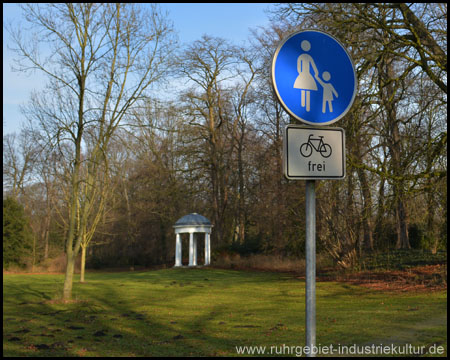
[174,213,211,227]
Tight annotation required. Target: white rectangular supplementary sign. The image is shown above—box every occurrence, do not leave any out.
[283,125,346,180]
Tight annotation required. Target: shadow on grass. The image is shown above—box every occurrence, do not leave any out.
[3,269,285,356]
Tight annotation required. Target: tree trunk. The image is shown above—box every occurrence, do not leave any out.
[63,251,75,300]
[356,166,374,251]
[62,94,83,300]
[378,51,410,250]
[80,245,86,282]
[123,182,135,267]
[427,188,437,254]
[395,195,411,249]
[43,212,51,260]
[237,133,245,244]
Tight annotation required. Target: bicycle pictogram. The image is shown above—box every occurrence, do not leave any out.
[300,134,332,158]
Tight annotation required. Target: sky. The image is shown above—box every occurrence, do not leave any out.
[3,3,274,135]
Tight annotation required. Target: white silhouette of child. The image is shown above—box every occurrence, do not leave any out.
[315,71,338,113]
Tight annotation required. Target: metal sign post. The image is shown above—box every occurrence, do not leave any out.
[305,180,316,356]
[272,29,356,358]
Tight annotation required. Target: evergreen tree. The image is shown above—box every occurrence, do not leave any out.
[3,197,33,268]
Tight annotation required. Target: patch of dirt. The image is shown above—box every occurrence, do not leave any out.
[66,325,85,330]
[318,264,447,292]
[233,325,261,328]
[93,330,107,337]
[8,337,21,342]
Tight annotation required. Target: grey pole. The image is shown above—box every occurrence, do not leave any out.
[305,180,316,357]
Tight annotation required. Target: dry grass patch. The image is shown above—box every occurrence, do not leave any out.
[213,253,332,274]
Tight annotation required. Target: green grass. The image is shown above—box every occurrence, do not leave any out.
[3,268,447,357]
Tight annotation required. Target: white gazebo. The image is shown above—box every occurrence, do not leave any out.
[173,213,212,267]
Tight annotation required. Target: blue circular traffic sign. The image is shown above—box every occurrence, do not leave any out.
[272,30,357,126]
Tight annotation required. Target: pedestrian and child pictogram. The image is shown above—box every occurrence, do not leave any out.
[272,30,356,126]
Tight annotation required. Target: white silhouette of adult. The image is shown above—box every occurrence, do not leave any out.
[293,40,319,112]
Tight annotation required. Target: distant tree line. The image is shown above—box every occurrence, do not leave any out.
[4,4,447,284]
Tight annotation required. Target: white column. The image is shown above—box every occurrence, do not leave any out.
[175,233,181,267]
[193,234,198,266]
[204,233,209,265]
[208,232,211,265]
[205,232,211,265]
[189,232,194,266]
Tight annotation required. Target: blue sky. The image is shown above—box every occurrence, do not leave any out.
[3,3,274,135]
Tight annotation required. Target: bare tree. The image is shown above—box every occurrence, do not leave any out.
[177,35,239,246]
[227,47,259,244]
[8,3,176,299]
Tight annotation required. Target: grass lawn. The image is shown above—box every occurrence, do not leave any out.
[3,268,447,357]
